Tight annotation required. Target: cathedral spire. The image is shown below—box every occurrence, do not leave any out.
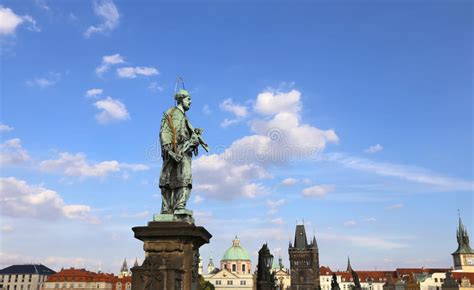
[346,256,353,272]
[121,258,128,273]
[133,258,139,267]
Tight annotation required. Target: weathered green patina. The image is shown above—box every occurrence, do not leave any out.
[155,86,208,222]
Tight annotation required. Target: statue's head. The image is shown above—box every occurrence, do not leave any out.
[174,89,192,111]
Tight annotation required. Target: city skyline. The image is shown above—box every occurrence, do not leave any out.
[1,0,473,274]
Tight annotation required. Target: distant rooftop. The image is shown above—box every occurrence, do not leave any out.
[0,264,56,275]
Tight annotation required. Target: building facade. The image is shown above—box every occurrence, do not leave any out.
[288,224,320,290]
[0,264,56,290]
[43,268,115,290]
[203,236,255,289]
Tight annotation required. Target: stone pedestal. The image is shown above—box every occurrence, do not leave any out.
[131,221,212,290]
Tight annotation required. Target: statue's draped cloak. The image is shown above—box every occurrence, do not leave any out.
[159,107,194,189]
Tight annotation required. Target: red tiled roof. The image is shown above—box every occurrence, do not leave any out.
[47,268,116,283]
[320,266,333,275]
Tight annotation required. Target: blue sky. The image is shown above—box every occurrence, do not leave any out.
[0,0,472,274]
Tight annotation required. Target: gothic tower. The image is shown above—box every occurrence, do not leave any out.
[452,214,474,271]
[120,258,129,278]
[288,224,320,290]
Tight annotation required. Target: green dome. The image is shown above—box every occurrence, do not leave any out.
[222,237,251,261]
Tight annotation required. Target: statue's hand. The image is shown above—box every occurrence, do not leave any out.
[168,150,183,163]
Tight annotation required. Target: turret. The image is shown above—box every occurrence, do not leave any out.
[207,257,215,274]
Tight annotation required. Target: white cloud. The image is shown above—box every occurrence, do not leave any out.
[220,99,248,118]
[194,195,204,204]
[386,203,404,210]
[39,152,149,178]
[96,53,124,76]
[117,66,159,78]
[1,224,13,233]
[202,105,211,115]
[302,184,334,198]
[0,138,29,166]
[254,89,301,116]
[365,144,383,154]
[85,0,120,37]
[85,88,103,98]
[267,198,286,215]
[364,217,377,223]
[26,73,60,88]
[194,154,270,200]
[220,118,241,128]
[328,153,474,192]
[34,0,50,11]
[281,177,297,186]
[0,124,14,132]
[0,6,39,35]
[219,98,248,127]
[194,88,338,200]
[343,220,357,227]
[148,82,163,92]
[94,97,130,124]
[270,217,284,225]
[0,177,96,222]
[0,252,101,271]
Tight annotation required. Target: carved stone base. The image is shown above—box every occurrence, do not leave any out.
[131,222,212,290]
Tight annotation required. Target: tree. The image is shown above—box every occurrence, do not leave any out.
[198,275,215,290]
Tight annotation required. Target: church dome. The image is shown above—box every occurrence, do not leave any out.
[222,236,251,261]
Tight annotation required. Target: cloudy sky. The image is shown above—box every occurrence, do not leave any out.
[1,0,472,275]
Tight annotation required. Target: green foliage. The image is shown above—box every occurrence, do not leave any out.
[198,274,215,290]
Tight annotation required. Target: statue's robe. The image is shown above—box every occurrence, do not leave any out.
[159,106,194,189]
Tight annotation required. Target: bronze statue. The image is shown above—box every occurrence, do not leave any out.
[158,80,208,217]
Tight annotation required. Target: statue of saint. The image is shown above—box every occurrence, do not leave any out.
[159,88,208,216]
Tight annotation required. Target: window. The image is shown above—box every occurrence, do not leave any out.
[97,283,100,288]
[241,280,246,285]
[175,279,182,290]
[232,264,236,272]
[227,280,233,285]
[55,283,59,288]
[215,280,221,285]
[242,264,246,273]
[435,278,438,283]
[29,275,32,282]
[70,283,74,288]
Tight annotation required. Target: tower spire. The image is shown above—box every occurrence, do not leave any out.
[346,256,353,272]
[452,212,474,257]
